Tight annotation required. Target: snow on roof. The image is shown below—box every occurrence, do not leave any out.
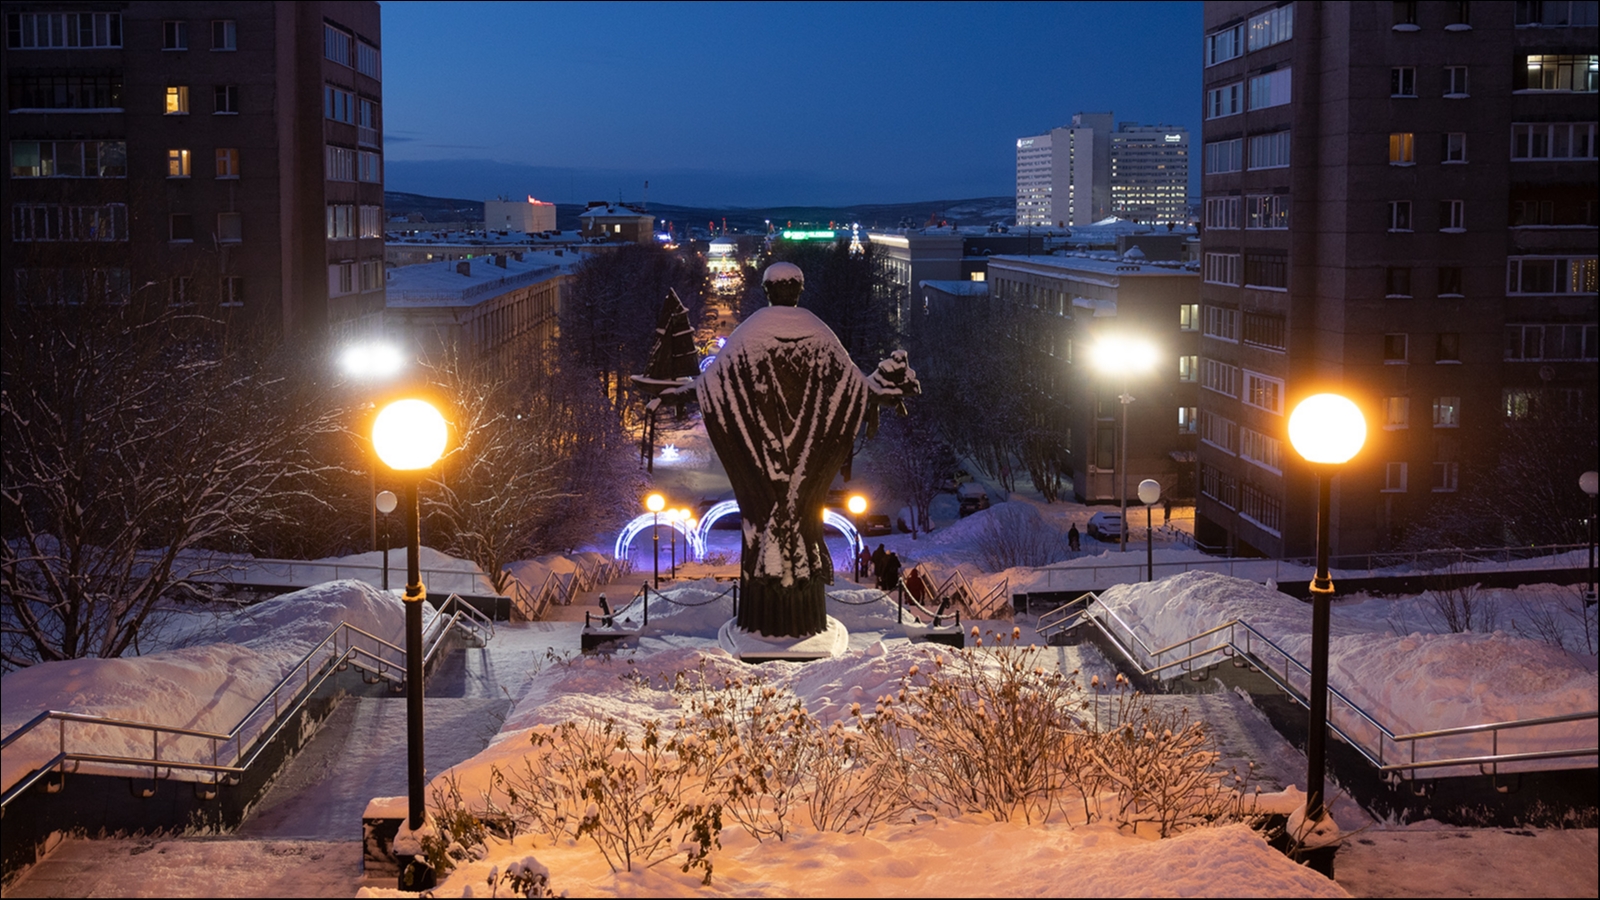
[919,279,990,297]
[386,229,582,246]
[988,253,1197,278]
[577,204,652,220]
[385,250,578,307]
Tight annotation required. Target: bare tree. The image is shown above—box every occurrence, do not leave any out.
[1,304,345,668]
[865,405,945,537]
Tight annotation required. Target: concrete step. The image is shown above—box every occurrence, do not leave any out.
[5,837,365,898]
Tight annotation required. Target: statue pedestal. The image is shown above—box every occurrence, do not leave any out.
[718,616,848,664]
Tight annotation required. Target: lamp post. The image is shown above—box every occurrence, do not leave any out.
[375,490,398,592]
[1287,392,1367,828]
[372,398,449,888]
[1091,336,1157,552]
[1581,471,1598,603]
[848,495,868,581]
[341,340,405,551]
[666,508,682,580]
[646,493,665,587]
[1138,479,1161,582]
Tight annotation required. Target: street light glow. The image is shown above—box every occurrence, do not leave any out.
[1089,335,1157,374]
[847,495,867,515]
[646,493,665,513]
[372,399,448,471]
[1288,394,1367,465]
[341,341,405,379]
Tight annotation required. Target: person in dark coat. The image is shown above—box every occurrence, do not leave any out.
[856,545,872,578]
[878,551,902,592]
[871,543,888,579]
[1067,522,1081,551]
[904,566,928,604]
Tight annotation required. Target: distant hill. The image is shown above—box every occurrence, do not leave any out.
[383,191,1016,233]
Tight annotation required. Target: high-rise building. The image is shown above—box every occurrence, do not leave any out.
[3,1,386,341]
[1016,113,1189,228]
[1110,122,1190,225]
[1196,1,1598,558]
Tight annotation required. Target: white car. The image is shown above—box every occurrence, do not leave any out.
[1086,511,1123,541]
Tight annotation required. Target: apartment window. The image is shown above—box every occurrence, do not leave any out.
[163,20,187,50]
[170,213,194,242]
[1179,302,1200,331]
[1201,463,1239,509]
[1386,266,1413,297]
[324,24,353,67]
[1516,1,1600,26]
[1243,370,1284,414]
[8,74,124,110]
[6,11,122,48]
[1506,256,1599,294]
[1200,413,1239,456]
[360,205,383,238]
[1205,22,1244,66]
[1384,396,1411,429]
[357,41,381,79]
[1384,462,1408,493]
[359,150,382,183]
[168,276,192,307]
[167,148,191,178]
[1518,54,1599,91]
[1204,305,1240,341]
[1434,200,1464,233]
[1436,332,1461,362]
[1443,133,1467,163]
[361,259,383,291]
[1511,123,1597,160]
[1433,396,1461,427]
[324,85,354,124]
[164,85,188,115]
[1240,484,1283,534]
[1438,266,1464,296]
[1248,131,1290,169]
[1384,333,1409,363]
[1206,83,1243,119]
[217,212,241,243]
[1444,66,1469,97]
[357,98,379,146]
[1512,199,1555,226]
[1245,194,1288,229]
[1505,323,1600,360]
[10,203,128,241]
[326,204,355,239]
[329,262,355,296]
[1240,428,1284,474]
[1244,252,1288,289]
[326,145,356,181]
[1432,462,1459,493]
[1248,68,1292,110]
[1204,252,1240,286]
[1179,354,1198,382]
[211,19,235,50]
[1394,1,1419,27]
[1392,67,1417,97]
[1389,132,1415,164]
[1201,358,1241,397]
[1247,5,1294,50]
[1205,196,1240,229]
[216,148,239,178]
[1179,407,1199,434]
[1388,200,1413,232]
[215,84,238,114]
[1204,138,1243,174]
[221,276,243,307]
[10,140,127,178]
[1504,389,1537,420]
[1243,312,1287,350]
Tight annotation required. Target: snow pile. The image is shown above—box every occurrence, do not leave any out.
[1,580,419,792]
[1095,572,1599,774]
[921,500,1054,548]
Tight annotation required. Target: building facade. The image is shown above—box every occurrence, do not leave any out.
[1110,122,1191,225]
[484,196,556,233]
[1197,1,1598,558]
[577,202,654,243]
[3,1,386,340]
[1017,113,1190,228]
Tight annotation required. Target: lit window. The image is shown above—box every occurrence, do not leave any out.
[1432,396,1461,427]
[1247,5,1293,50]
[1179,355,1198,382]
[1179,302,1200,331]
[1389,132,1415,164]
[1519,54,1599,92]
[167,148,191,177]
[164,85,188,114]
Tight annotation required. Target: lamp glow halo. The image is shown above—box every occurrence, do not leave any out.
[373,399,448,470]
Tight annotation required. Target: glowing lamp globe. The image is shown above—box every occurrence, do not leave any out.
[847,495,867,515]
[646,493,665,513]
[1288,394,1367,465]
[1090,336,1158,375]
[375,490,398,515]
[1137,479,1161,506]
[372,399,448,471]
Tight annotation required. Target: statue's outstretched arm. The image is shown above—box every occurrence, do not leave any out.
[863,349,920,438]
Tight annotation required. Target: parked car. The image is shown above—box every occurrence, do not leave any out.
[1086,511,1123,541]
[938,469,975,492]
[860,513,893,536]
[956,482,991,518]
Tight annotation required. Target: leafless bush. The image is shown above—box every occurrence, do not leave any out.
[972,505,1068,571]
[1425,569,1497,634]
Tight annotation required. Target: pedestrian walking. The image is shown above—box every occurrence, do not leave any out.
[1068,522,1081,551]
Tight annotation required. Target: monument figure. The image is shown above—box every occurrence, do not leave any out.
[681,262,918,638]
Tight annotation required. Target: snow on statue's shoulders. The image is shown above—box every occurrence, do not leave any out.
[720,305,844,356]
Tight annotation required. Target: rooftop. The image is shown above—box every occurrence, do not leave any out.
[918,279,991,297]
[385,250,580,307]
[987,253,1198,278]
[386,229,584,247]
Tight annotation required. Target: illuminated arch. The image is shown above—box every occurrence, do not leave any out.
[691,501,862,565]
[822,509,863,559]
[613,513,704,562]
[693,500,743,554]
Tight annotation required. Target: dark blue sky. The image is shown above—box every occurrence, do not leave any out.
[381,1,1203,208]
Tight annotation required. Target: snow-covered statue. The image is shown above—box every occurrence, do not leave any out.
[690,262,918,638]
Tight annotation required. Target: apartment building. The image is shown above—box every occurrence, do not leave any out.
[4,1,385,340]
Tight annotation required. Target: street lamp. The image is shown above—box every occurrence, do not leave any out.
[848,495,868,581]
[1287,392,1366,829]
[1090,336,1158,551]
[341,340,406,552]
[1138,479,1161,582]
[1581,470,1598,603]
[375,490,398,592]
[371,397,449,888]
[646,493,665,587]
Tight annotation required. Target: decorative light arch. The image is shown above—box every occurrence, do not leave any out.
[692,500,743,554]
[821,509,864,561]
[613,513,704,563]
[688,501,862,565]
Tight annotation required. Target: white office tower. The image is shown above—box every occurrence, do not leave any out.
[1014,112,1113,228]
[1015,132,1053,227]
[1110,123,1189,225]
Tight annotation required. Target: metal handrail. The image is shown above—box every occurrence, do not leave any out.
[1,600,487,808]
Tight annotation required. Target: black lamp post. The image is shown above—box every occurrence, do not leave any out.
[848,495,868,582]
[376,490,397,592]
[1091,336,1156,553]
[1138,479,1161,582]
[1287,393,1366,827]
[373,399,449,892]
[646,493,664,588]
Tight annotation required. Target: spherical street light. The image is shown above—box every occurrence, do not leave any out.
[375,490,397,592]
[645,493,665,587]
[373,399,448,471]
[340,341,404,380]
[1286,391,1366,831]
[1137,479,1161,583]
[847,495,868,580]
